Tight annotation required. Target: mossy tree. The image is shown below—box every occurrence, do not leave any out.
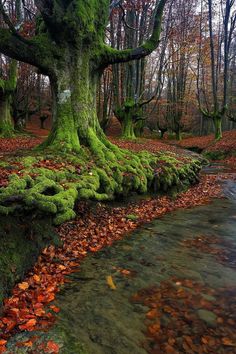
[0,59,17,137]
[197,0,236,140]
[111,1,156,140]
[0,0,167,151]
[114,97,154,139]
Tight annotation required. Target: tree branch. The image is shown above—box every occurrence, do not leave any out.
[99,0,167,68]
[118,3,138,31]
[0,28,54,74]
[139,95,155,107]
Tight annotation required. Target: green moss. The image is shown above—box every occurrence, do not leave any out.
[53,209,76,226]
[126,214,138,221]
[0,136,203,225]
[203,150,228,161]
[0,214,60,304]
[21,156,39,167]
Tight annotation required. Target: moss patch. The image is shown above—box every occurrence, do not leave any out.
[0,214,60,305]
[0,143,203,225]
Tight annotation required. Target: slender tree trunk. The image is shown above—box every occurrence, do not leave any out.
[0,59,17,137]
[176,127,182,141]
[134,120,145,137]
[214,116,223,140]
[0,93,14,137]
[160,129,167,139]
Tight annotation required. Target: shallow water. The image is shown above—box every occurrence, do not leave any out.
[6,178,236,353]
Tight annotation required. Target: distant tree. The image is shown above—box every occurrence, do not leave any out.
[97,67,113,132]
[0,58,17,136]
[110,0,157,139]
[197,0,236,140]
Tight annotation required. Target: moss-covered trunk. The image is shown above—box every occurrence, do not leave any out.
[42,54,103,152]
[0,93,14,137]
[214,116,222,140]
[176,129,182,141]
[134,120,145,138]
[0,60,17,137]
[121,112,136,139]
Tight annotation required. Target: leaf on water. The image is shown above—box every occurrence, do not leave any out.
[106,275,116,290]
[0,341,6,346]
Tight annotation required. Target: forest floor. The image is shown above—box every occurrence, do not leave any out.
[0,130,235,352]
[171,130,236,169]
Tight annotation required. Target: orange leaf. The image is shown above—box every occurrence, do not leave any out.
[47,293,55,302]
[33,275,41,282]
[2,318,16,331]
[0,341,7,346]
[37,294,46,303]
[22,340,33,347]
[58,265,66,271]
[18,282,29,291]
[34,308,45,317]
[0,346,6,354]
[46,286,55,293]
[222,337,236,347]
[50,305,60,313]
[19,319,36,331]
[45,340,60,353]
[106,275,116,290]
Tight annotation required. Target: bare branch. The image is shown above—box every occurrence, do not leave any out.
[99,0,167,68]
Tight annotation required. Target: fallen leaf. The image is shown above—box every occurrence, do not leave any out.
[19,318,36,331]
[45,340,60,353]
[18,282,29,291]
[33,275,41,282]
[106,275,116,290]
[50,305,60,313]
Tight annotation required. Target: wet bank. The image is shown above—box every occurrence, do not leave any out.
[5,176,236,353]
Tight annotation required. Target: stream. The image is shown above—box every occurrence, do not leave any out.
[6,164,236,353]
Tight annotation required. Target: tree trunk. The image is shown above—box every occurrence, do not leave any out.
[134,120,145,138]
[176,127,182,141]
[0,93,14,137]
[160,130,166,139]
[214,116,222,140]
[42,56,105,152]
[121,113,136,139]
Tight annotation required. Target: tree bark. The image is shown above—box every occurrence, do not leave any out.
[0,59,17,137]
[176,127,182,141]
[0,94,14,137]
[121,112,136,139]
[214,116,223,140]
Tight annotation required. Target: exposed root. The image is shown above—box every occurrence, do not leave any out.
[0,135,203,225]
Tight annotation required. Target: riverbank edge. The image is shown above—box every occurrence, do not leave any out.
[0,170,224,353]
